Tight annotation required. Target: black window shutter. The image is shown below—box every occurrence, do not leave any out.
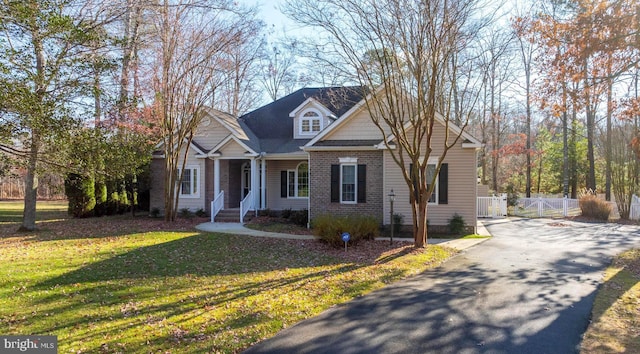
[438,163,448,204]
[280,171,287,198]
[357,164,366,203]
[330,165,339,202]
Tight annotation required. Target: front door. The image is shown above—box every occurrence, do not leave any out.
[241,162,251,199]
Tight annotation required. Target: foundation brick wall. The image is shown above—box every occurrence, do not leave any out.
[309,150,383,222]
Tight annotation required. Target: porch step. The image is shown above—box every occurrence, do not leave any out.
[214,208,254,223]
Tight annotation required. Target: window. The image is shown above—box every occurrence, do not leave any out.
[331,160,366,204]
[410,162,448,205]
[426,164,437,203]
[179,166,199,198]
[284,162,309,198]
[341,164,356,203]
[300,110,322,135]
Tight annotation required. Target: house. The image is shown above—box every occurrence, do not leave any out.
[150,86,481,232]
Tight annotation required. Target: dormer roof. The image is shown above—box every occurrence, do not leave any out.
[239,86,366,152]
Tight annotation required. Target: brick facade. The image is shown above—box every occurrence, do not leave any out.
[204,159,214,213]
[149,158,165,214]
[309,150,383,223]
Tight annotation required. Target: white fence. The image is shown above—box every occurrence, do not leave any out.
[477,194,507,218]
[514,196,580,218]
[631,194,640,220]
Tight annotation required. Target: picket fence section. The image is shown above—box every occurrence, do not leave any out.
[514,196,580,218]
[631,194,640,220]
[477,194,507,218]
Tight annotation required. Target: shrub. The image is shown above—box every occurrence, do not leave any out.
[150,207,161,218]
[392,213,404,234]
[289,209,308,227]
[258,208,277,217]
[179,208,193,219]
[281,208,292,219]
[448,213,465,235]
[505,184,519,207]
[313,214,380,248]
[65,173,96,218]
[579,195,611,221]
[195,208,207,217]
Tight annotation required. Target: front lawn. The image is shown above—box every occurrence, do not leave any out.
[0,201,457,353]
[581,248,640,353]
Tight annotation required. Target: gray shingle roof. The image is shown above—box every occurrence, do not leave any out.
[240,87,366,153]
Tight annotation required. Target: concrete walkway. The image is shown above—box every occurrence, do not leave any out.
[195,220,492,251]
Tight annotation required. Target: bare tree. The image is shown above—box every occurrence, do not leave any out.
[151,0,253,221]
[513,13,539,197]
[284,0,487,247]
[214,17,265,116]
[260,41,300,101]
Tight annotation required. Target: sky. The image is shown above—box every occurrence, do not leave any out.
[241,0,299,35]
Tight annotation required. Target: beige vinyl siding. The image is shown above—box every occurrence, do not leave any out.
[382,124,477,228]
[218,138,249,157]
[266,160,309,211]
[176,147,206,212]
[323,101,398,141]
[325,109,386,140]
[193,119,233,151]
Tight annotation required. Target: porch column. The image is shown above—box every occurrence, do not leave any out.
[213,158,220,198]
[251,157,258,213]
[260,158,266,209]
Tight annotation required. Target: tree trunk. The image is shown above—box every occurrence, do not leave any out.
[525,71,531,198]
[21,21,46,231]
[562,110,569,197]
[569,109,579,199]
[605,74,612,201]
[414,201,428,248]
[584,63,597,192]
[21,138,39,231]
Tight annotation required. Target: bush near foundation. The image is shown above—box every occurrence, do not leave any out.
[579,195,611,221]
[312,214,380,248]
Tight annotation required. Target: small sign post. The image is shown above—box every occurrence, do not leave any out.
[341,232,350,252]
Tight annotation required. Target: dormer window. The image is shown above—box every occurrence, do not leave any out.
[300,110,322,135]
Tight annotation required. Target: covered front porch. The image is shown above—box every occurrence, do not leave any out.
[209,156,309,223]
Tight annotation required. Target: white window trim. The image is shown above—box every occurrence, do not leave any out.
[340,163,357,204]
[179,165,200,199]
[287,162,309,199]
[339,157,358,164]
[299,109,323,136]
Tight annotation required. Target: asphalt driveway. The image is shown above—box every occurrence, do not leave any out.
[244,218,640,354]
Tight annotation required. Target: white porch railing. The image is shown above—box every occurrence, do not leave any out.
[239,190,254,223]
[514,196,580,218]
[631,194,640,220]
[210,190,224,222]
[477,194,507,218]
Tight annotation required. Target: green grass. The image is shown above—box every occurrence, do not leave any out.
[460,234,491,239]
[581,248,640,353]
[0,200,67,222]
[0,201,457,353]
